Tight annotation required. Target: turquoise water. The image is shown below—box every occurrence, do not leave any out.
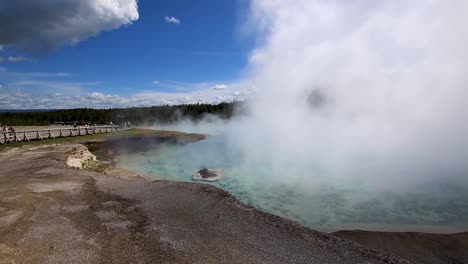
[120,134,468,230]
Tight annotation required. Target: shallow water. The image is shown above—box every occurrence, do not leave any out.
[120,133,468,231]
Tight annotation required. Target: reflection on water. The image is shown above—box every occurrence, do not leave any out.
[120,135,468,231]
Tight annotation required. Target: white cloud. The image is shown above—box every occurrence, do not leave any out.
[152,80,160,85]
[0,0,139,50]
[211,84,228,90]
[88,92,108,100]
[165,16,180,24]
[87,92,123,106]
[7,56,32,63]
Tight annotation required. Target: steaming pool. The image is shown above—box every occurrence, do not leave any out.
[120,132,468,232]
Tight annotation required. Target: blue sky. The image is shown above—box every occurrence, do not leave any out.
[0,0,255,108]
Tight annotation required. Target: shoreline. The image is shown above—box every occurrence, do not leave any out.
[86,130,468,235]
[321,223,468,235]
[83,130,468,235]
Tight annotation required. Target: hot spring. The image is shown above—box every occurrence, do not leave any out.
[118,128,468,232]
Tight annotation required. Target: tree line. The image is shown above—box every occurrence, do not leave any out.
[0,102,242,126]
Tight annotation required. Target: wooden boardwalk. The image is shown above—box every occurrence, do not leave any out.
[1,125,120,144]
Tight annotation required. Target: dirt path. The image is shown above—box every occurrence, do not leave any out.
[0,143,404,264]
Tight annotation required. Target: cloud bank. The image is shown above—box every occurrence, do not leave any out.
[0,78,251,109]
[0,0,139,49]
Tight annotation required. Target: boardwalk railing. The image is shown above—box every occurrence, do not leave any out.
[1,125,120,144]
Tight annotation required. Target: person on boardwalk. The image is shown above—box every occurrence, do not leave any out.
[2,125,9,142]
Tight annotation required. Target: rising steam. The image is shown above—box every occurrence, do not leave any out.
[226,0,468,188]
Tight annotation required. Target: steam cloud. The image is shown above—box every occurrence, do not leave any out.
[0,0,139,50]
[228,0,468,187]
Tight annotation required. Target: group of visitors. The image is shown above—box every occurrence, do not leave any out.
[2,125,15,134]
